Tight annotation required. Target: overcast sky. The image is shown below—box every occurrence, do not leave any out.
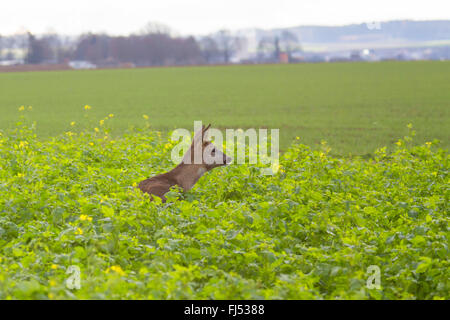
[1,0,449,36]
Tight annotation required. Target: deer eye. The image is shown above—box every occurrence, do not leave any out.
[211,148,216,155]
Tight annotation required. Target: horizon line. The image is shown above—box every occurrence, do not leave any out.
[2,18,449,38]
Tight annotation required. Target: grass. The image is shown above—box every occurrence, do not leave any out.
[0,61,449,154]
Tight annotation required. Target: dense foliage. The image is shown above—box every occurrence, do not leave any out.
[0,113,448,299]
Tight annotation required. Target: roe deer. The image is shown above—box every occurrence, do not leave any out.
[138,124,231,202]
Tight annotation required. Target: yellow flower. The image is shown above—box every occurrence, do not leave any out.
[89,142,94,146]
[84,105,91,110]
[109,114,114,118]
[17,173,25,178]
[79,214,92,222]
[296,136,300,140]
[425,142,432,147]
[106,265,125,276]
[395,140,402,146]
[99,120,104,126]
[18,106,25,111]
[94,127,99,133]
[70,121,76,126]
[28,106,33,110]
[407,123,413,129]
[19,141,28,149]
[143,114,149,120]
[75,228,83,235]
[51,264,58,270]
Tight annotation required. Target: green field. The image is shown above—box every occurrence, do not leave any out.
[0,61,449,154]
[0,61,448,300]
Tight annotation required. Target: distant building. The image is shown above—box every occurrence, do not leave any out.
[0,59,24,66]
[279,52,289,64]
[68,61,96,70]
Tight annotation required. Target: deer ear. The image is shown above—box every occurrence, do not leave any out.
[203,124,211,140]
[192,125,204,145]
[203,124,211,133]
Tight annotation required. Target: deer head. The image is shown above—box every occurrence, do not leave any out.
[139,124,232,198]
[181,124,231,169]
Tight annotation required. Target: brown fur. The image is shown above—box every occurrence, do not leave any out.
[138,173,177,202]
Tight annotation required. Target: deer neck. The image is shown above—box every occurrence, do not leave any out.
[171,163,207,191]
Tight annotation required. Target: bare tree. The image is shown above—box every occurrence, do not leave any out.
[73,33,110,64]
[199,37,221,64]
[25,33,52,64]
[258,31,300,63]
[279,31,300,57]
[216,30,243,64]
[40,31,70,63]
[258,35,278,62]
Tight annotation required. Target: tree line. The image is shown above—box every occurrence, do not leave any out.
[0,24,300,66]
[0,31,244,67]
